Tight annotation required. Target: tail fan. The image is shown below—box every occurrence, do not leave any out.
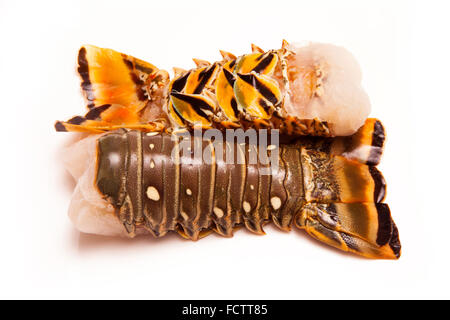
[295,203,400,259]
[78,44,164,110]
[297,149,401,259]
[55,45,169,133]
[54,104,166,133]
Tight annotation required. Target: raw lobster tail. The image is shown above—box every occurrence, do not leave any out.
[163,42,332,135]
[55,41,372,137]
[94,119,400,259]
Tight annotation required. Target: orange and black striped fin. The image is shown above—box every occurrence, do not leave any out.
[216,68,240,122]
[54,104,165,133]
[234,72,282,119]
[183,63,220,94]
[54,121,164,133]
[219,50,237,61]
[301,149,386,203]
[55,119,106,133]
[169,92,216,128]
[251,43,264,53]
[78,45,165,113]
[328,118,385,166]
[295,203,401,259]
[281,39,290,50]
[235,51,278,75]
[62,103,139,126]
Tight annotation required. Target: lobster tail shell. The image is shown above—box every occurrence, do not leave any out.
[93,119,400,259]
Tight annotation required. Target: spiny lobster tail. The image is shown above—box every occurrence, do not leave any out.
[165,42,333,135]
[93,125,400,259]
[55,45,169,133]
[56,41,373,136]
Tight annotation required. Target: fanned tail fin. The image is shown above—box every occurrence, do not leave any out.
[296,203,400,259]
[54,104,166,133]
[55,45,169,133]
[78,44,165,110]
[296,149,401,259]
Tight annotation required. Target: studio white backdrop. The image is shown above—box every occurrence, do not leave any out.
[1,0,448,299]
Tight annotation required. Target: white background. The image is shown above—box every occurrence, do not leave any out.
[1,0,448,299]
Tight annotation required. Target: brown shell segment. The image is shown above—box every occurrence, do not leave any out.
[275,147,304,231]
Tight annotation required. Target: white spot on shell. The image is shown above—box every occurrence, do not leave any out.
[243,201,251,213]
[149,143,155,150]
[146,132,159,137]
[146,186,160,201]
[150,160,155,168]
[213,207,224,218]
[186,188,192,196]
[271,196,281,210]
[267,145,277,151]
[250,185,254,190]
